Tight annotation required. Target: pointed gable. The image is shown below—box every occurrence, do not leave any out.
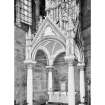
[33,16,66,43]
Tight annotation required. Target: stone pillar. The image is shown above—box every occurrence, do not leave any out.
[24,60,36,105]
[46,65,53,92]
[27,64,33,105]
[78,63,85,105]
[65,56,75,105]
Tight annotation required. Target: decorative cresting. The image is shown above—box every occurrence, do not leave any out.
[45,0,80,32]
[32,39,65,66]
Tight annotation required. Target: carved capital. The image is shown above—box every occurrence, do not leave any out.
[77,62,85,70]
[46,65,54,71]
[24,60,36,64]
[27,64,33,70]
[65,55,75,66]
[24,60,36,70]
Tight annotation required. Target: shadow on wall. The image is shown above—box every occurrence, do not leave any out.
[33,95,48,105]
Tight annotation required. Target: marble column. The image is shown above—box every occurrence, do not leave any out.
[65,56,75,105]
[27,64,33,105]
[46,65,53,92]
[78,63,85,105]
[24,60,36,105]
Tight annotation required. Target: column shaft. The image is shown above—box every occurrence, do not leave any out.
[48,70,53,91]
[27,64,33,105]
[68,63,75,105]
[80,69,85,103]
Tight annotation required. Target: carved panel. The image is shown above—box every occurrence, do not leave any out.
[44,26,55,36]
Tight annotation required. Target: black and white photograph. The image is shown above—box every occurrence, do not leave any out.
[14,0,91,105]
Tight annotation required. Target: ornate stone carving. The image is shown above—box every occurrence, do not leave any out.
[65,55,75,66]
[44,26,55,36]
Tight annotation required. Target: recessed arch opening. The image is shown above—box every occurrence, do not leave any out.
[53,52,66,65]
[35,49,48,66]
[53,52,68,92]
[33,49,48,102]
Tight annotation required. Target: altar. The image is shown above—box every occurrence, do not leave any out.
[47,81,77,104]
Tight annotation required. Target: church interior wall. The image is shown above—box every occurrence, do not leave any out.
[14,26,27,104]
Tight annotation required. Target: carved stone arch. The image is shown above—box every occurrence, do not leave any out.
[32,39,50,60]
[31,37,66,65]
[32,35,66,52]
